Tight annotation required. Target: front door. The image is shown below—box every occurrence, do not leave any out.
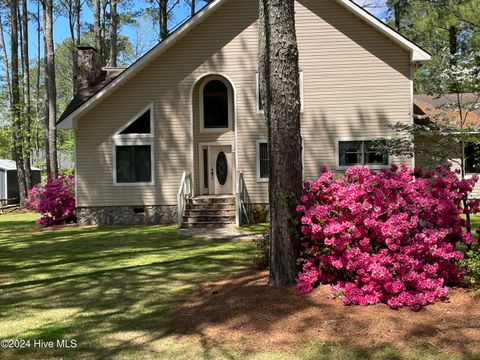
[208,145,233,195]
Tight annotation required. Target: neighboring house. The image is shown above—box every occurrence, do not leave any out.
[414,94,480,197]
[57,0,430,227]
[0,160,42,202]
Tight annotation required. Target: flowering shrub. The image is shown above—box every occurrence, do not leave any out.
[24,183,44,212]
[25,175,76,227]
[296,163,479,310]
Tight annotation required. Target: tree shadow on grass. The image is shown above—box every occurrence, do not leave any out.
[1,216,479,360]
[0,216,260,359]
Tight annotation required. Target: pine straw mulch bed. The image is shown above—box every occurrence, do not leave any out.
[172,268,480,355]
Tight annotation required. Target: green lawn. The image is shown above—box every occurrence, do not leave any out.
[0,213,261,359]
[239,223,269,233]
[0,213,477,360]
[470,214,480,234]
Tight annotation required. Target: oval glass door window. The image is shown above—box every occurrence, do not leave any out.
[216,152,228,186]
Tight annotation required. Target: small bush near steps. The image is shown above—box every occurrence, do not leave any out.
[25,175,76,227]
[252,230,270,269]
[296,164,479,310]
[461,249,480,297]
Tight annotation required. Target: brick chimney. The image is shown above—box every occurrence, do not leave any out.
[76,44,103,90]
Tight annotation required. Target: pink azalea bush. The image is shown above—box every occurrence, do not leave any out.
[24,183,43,212]
[296,163,479,310]
[25,175,75,227]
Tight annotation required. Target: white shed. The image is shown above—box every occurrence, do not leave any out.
[0,160,42,201]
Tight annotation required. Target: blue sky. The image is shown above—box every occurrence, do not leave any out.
[21,0,388,65]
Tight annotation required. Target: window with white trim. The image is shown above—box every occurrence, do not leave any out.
[256,71,304,114]
[113,104,155,185]
[200,76,233,132]
[116,145,152,183]
[257,139,304,182]
[257,141,269,181]
[337,139,389,169]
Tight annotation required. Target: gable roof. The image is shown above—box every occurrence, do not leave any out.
[57,0,431,129]
[58,67,126,124]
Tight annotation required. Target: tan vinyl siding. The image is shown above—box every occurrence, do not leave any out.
[75,0,413,207]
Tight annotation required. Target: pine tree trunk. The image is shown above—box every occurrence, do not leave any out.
[160,0,168,40]
[0,13,12,109]
[10,0,28,205]
[68,0,79,93]
[35,1,41,156]
[259,0,303,286]
[109,0,118,67]
[68,0,82,94]
[101,0,108,63]
[75,0,81,44]
[449,25,458,56]
[94,0,102,55]
[22,0,32,190]
[42,0,58,178]
[394,2,401,32]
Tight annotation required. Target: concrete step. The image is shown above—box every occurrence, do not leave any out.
[183,215,236,223]
[190,196,235,205]
[182,221,236,229]
[185,209,236,217]
[182,196,237,229]
[186,203,235,211]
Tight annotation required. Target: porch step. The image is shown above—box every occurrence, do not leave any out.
[182,222,236,229]
[186,203,235,211]
[181,196,236,229]
[185,209,236,217]
[183,215,236,223]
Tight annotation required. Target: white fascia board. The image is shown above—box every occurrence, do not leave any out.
[57,0,226,129]
[334,0,431,62]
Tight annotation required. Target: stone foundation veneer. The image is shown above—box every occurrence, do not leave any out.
[77,206,177,226]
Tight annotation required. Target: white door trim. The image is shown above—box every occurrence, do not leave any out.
[198,141,235,195]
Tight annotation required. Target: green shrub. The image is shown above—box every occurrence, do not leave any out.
[252,230,270,269]
[460,249,480,288]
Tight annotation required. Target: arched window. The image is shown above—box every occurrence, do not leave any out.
[202,79,230,129]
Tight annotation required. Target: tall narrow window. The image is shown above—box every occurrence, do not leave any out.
[256,140,304,182]
[203,148,209,189]
[259,143,269,179]
[203,80,229,129]
[257,141,269,181]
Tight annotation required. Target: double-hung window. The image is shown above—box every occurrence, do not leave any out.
[336,139,390,170]
[113,103,155,185]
